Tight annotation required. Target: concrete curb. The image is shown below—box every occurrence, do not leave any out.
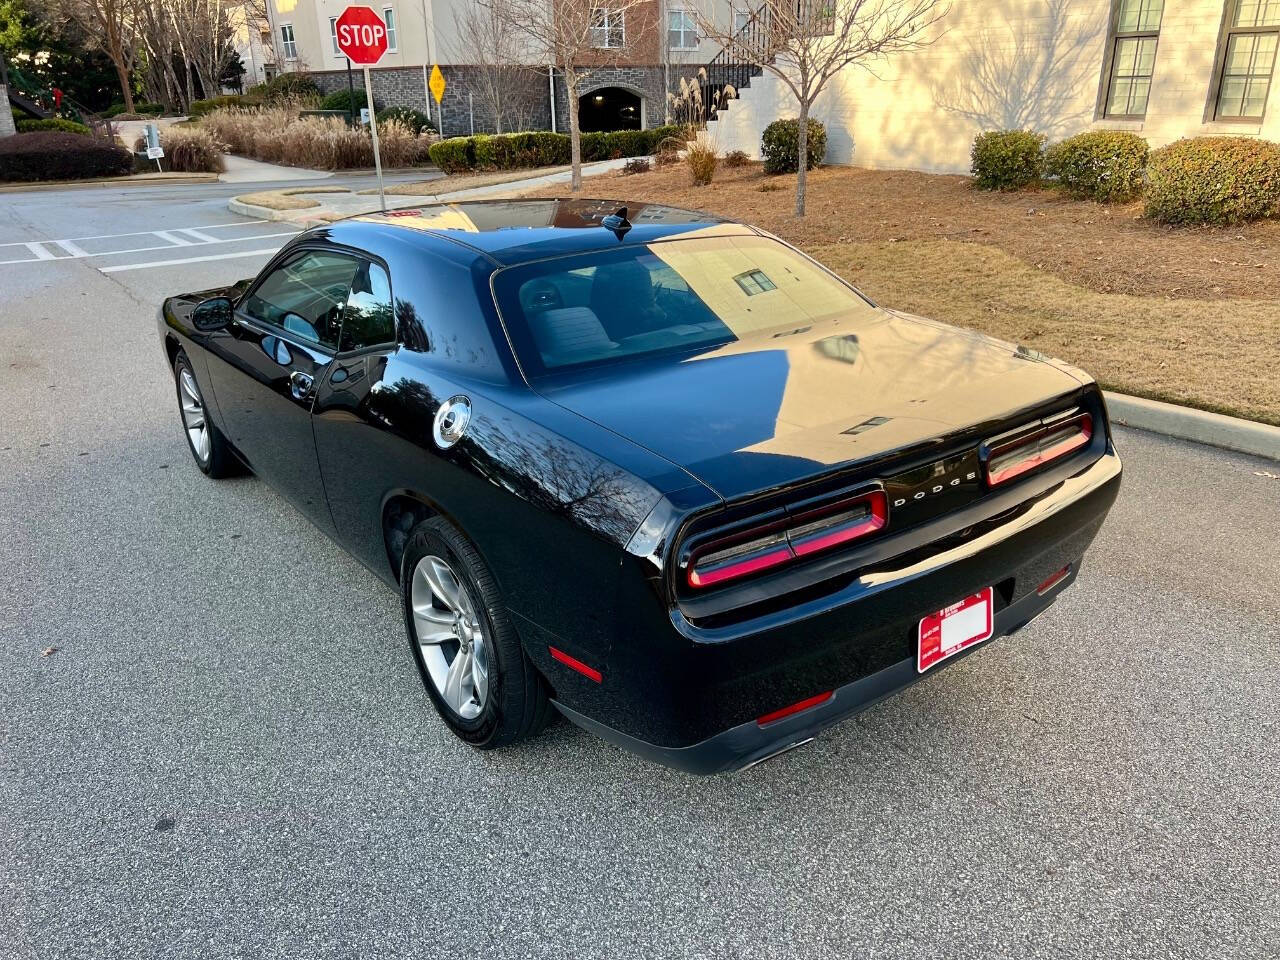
[1104,392,1280,461]
[0,172,219,192]
[227,157,633,225]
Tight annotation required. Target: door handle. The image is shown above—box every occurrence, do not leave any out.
[290,370,315,400]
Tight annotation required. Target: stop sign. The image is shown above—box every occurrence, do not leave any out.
[335,6,388,64]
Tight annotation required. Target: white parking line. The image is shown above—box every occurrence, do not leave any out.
[0,219,270,249]
[99,248,281,273]
[152,230,194,246]
[0,231,299,266]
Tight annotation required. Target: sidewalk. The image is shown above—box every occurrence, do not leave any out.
[219,155,335,184]
[227,157,633,223]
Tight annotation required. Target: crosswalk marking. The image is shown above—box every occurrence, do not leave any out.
[153,230,193,246]
[55,239,89,258]
[24,242,54,261]
[177,228,221,243]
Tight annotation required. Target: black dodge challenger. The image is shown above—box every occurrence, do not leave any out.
[158,198,1121,774]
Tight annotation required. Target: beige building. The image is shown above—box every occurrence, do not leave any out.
[261,0,1280,171]
[714,0,1280,172]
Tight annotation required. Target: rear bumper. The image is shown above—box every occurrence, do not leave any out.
[541,447,1122,773]
[552,566,1072,774]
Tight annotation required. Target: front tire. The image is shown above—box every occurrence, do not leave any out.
[172,350,236,478]
[401,516,551,749]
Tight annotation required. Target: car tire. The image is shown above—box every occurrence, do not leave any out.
[401,516,552,749]
[173,349,236,478]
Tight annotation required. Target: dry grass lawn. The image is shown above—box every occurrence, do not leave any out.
[527,164,1280,425]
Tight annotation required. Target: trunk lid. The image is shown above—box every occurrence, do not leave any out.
[533,309,1087,503]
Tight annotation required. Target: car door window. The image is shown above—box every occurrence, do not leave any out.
[340,261,395,352]
[242,251,360,351]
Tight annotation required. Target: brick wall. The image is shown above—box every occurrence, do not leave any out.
[313,63,682,135]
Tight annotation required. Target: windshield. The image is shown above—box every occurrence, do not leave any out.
[490,235,873,376]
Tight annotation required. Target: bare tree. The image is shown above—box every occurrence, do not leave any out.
[492,0,657,190]
[695,0,950,216]
[452,1,538,134]
[58,0,143,111]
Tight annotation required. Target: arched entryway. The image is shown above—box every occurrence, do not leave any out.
[578,86,643,132]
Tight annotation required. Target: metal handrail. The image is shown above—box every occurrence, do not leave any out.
[702,9,768,123]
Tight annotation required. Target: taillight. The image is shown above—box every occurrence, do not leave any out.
[686,490,887,589]
[984,412,1093,487]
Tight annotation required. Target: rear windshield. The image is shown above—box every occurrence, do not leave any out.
[490,235,872,376]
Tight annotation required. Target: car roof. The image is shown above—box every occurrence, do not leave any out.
[335,197,753,265]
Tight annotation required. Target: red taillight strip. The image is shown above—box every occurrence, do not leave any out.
[790,492,887,557]
[548,646,603,683]
[757,691,833,726]
[687,543,794,588]
[985,413,1093,487]
[685,489,888,589]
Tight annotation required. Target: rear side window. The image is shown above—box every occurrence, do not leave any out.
[242,250,359,351]
[340,260,395,351]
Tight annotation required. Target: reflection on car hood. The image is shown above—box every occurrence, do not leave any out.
[533,309,1087,502]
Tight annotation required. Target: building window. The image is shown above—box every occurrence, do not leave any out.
[280,22,297,61]
[668,9,697,49]
[1215,0,1280,119]
[1102,0,1164,118]
[383,7,398,52]
[734,269,776,296]
[590,8,625,48]
[329,17,340,56]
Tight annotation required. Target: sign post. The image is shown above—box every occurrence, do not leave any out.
[335,6,390,212]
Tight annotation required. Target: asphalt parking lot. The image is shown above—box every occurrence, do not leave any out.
[1,178,1278,960]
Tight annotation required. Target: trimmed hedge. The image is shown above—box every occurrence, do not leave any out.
[321,88,379,113]
[0,132,132,182]
[377,106,434,136]
[104,101,163,117]
[189,95,262,118]
[1045,131,1148,203]
[429,127,684,173]
[971,130,1045,190]
[1145,136,1280,225]
[15,117,91,136]
[761,118,826,174]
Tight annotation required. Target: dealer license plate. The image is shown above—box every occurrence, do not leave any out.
[917,587,994,673]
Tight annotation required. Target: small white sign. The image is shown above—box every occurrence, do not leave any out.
[146,146,165,160]
[360,107,370,126]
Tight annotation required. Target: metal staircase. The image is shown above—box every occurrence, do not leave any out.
[702,15,768,124]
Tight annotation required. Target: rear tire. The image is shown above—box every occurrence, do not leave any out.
[172,350,237,478]
[401,516,552,749]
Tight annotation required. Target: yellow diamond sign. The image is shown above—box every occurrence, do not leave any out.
[429,65,446,105]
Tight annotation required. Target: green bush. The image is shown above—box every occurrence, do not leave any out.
[428,136,474,173]
[320,88,378,113]
[0,132,132,181]
[262,72,321,104]
[16,117,91,136]
[1145,136,1280,225]
[971,130,1046,190]
[761,118,827,174]
[376,106,434,135]
[1045,130,1148,203]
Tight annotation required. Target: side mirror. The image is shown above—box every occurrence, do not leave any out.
[191,296,233,332]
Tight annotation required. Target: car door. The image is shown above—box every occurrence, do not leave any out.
[205,247,361,536]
